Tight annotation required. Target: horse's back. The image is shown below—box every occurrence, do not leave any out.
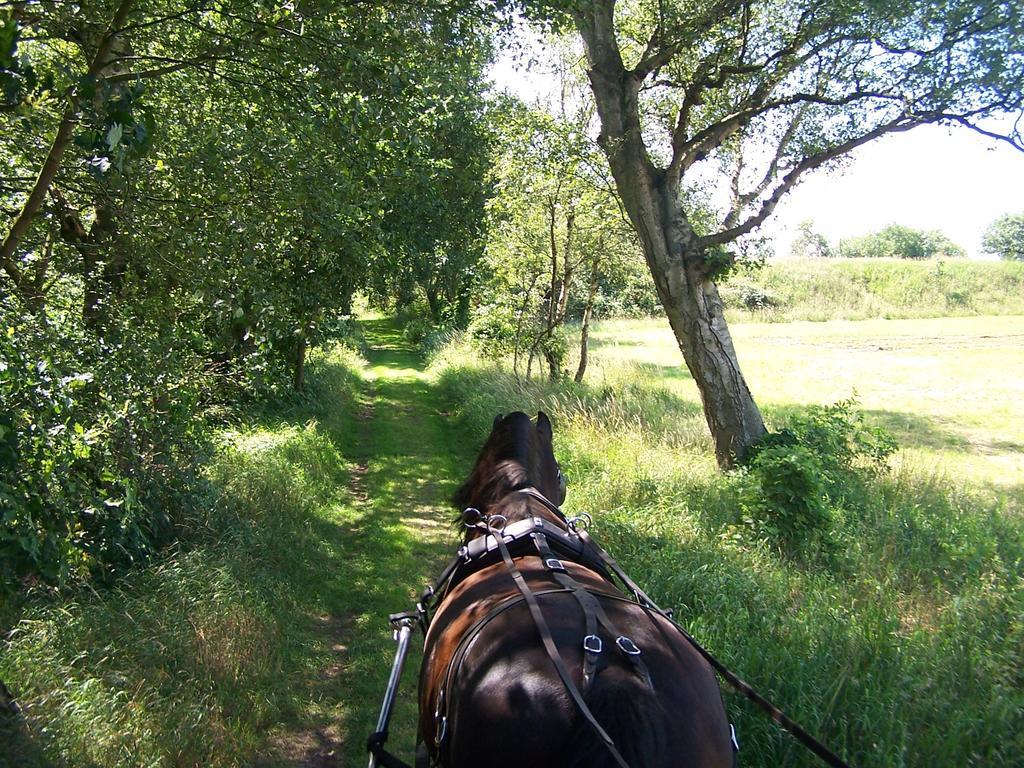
[420,559,733,767]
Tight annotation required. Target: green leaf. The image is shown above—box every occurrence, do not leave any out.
[106,123,123,150]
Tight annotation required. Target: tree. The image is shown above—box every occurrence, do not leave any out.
[790,219,831,258]
[982,212,1024,260]
[479,95,638,382]
[545,0,1024,466]
[838,224,965,259]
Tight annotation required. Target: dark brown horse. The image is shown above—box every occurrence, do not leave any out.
[417,411,734,767]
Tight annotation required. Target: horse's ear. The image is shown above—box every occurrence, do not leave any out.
[492,413,503,431]
[536,411,553,440]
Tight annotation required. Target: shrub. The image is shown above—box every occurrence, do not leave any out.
[737,399,896,556]
[719,280,780,313]
[738,444,831,548]
[0,298,209,591]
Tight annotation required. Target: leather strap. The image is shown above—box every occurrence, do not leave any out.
[533,532,653,690]
[493,530,633,768]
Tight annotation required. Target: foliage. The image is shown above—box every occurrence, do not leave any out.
[0,296,208,590]
[789,220,832,259]
[838,224,966,259]
[721,281,779,311]
[1,341,372,768]
[982,212,1024,260]
[473,91,643,379]
[737,400,897,556]
[0,1,495,588]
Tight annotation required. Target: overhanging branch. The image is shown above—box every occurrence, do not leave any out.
[700,117,918,248]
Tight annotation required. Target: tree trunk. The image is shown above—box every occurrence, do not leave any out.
[293,335,307,392]
[454,287,471,328]
[544,347,560,381]
[574,256,599,383]
[425,284,442,322]
[574,1,766,467]
[81,199,120,327]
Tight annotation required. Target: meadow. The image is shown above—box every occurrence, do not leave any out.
[2,308,1022,767]
[432,312,1023,767]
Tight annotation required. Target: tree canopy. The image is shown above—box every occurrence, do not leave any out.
[0,0,496,587]
[982,212,1024,260]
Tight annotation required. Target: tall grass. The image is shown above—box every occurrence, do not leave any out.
[721,258,1024,322]
[430,339,1024,767]
[0,345,367,768]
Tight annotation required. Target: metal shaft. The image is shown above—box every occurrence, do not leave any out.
[368,620,415,768]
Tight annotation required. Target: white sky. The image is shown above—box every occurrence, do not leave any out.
[488,37,1024,259]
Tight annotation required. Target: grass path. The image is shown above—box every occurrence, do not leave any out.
[0,317,466,768]
[272,317,463,766]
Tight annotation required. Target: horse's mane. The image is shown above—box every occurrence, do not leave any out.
[452,412,537,515]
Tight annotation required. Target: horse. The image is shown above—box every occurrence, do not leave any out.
[416,411,734,768]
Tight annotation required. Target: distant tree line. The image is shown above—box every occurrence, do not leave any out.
[790,219,1024,260]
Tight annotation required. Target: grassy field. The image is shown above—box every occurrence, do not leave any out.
[432,313,1023,767]
[2,312,1021,767]
[590,315,1024,488]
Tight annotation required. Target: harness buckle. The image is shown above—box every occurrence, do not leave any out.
[544,558,566,572]
[583,634,603,654]
[615,636,642,656]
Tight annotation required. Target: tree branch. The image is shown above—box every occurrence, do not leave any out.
[700,117,919,248]
[0,0,136,294]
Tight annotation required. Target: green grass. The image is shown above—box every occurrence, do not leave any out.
[430,314,1023,767]
[721,258,1024,322]
[1,320,465,768]
[3,312,1021,767]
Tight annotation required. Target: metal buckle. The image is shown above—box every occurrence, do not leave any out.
[583,634,603,654]
[544,558,566,572]
[434,692,446,746]
[615,636,642,656]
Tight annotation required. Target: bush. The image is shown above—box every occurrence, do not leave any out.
[720,280,780,311]
[737,399,896,556]
[0,298,210,591]
[738,444,831,548]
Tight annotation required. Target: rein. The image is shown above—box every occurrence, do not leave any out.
[367,488,856,768]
